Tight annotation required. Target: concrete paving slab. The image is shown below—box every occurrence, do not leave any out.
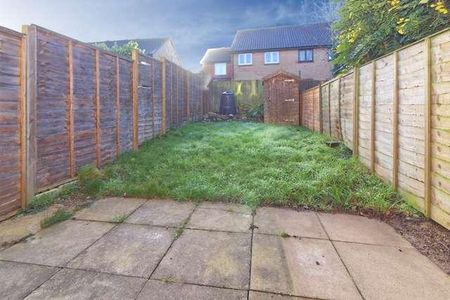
[75,197,145,222]
[0,261,57,300]
[254,207,327,239]
[68,224,174,277]
[25,268,146,300]
[335,242,450,300]
[137,280,247,299]
[126,199,195,227]
[0,207,59,250]
[318,213,411,247]
[251,234,361,300]
[249,291,308,299]
[187,208,252,233]
[198,202,252,215]
[152,229,251,289]
[0,220,114,266]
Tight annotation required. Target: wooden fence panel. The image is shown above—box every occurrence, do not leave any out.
[358,64,372,168]
[430,31,450,228]
[152,60,162,135]
[0,27,23,217]
[35,27,70,189]
[119,59,133,152]
[301,88,315,130]
[321,84,330,135]
[374,55,395,183]
[339,73,354,148]
[330,80,340,139]
[397,42,426,209]
[72,43,97,170]
[137,56,154,144]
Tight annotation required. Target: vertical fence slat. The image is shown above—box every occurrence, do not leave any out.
[370,61,376,172]
[328,82,331,135]
[424,38,432,217]
[392,51,399,190]
[353,67,360,155]
[161,59,167,134]
[19,28,28,208]
[131,50,139,149]
[338,78,342,140]
[68,40,75,177]
[115,56,121,157]
[95,49,101,167]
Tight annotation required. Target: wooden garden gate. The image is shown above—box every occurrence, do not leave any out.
[263,71,300,125]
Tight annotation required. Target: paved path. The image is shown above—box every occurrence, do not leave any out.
[0,198,449,299]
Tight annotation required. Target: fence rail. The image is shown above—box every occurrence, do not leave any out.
[300,28,450,229]
[0,24,206,219]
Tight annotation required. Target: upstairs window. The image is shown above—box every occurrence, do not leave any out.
[264,51,279,64]
[238,53,252,65]
[299,49,313,62]
[214,63,227,75]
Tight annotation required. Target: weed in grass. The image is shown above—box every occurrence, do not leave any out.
[112,215,127,223]
[280,232,291,238]
[78,165,104,194]
[90,121,412,214]
[40,209,73,229]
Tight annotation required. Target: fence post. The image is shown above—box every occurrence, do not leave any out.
[131,49,139,149]
[338,77,342,140]
[115,56,121,156]
[424,38,432,217]
[151,59,156,137]
[161,58,167,134]
[319,84,323,133]
[370,61,376,172]
[392,51,399,190]
[352,67,360,156]
[21,25,37,208]
[186,72,191,121]
[68,40,75,177]
[328,82,331,136]
[95,49,101,167]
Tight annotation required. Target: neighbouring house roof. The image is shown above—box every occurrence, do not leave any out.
[230,23,331,52]
[200,47,232,64]
[97,38,170,55]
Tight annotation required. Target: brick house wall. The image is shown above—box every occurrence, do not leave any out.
[233,48,332,81]
[202,62,233,81]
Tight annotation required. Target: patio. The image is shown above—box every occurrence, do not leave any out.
[0,198,449,299]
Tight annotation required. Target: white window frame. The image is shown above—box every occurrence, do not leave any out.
[214,63,227,76]
[238,53,252,65]
[299,49,314,62]
[264,51,279,64]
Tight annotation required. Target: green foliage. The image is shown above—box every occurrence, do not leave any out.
[93,41,145,58]
[19,182,78,215]
[90,121,413,214]
[112,215,127,223]
[245,103,264,121]
[78,165,104,194]
[333,0,449,72]
[40,209,73,229]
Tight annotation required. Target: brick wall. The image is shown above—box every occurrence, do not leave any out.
[233,48,332,81]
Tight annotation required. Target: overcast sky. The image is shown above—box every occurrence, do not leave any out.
[0,0,330,71]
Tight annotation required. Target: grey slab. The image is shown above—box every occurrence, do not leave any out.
[137,280,247,300]
[0,261,57,300]
[318,213,411,247]
[198,202,252,215]
[68,224,174,277]
[249,291,308,299]
[126,199,195,227]
[251,234,361,300]
[254,207,327,239]
[0,220,114,266]
[75,197,145,222]
[152,229,251,289]
[187,208,252,233]
[335,242,450,300]
[24,268,146,300]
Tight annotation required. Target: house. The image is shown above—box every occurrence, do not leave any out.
[99,38,182,65]
[201,23,332,82]
[200,47,233,81]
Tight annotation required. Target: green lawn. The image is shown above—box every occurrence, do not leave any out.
[83,121,412,213]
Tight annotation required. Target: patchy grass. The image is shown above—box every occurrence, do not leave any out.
[40,209,73,229]
[19,182,79,215]
[84,121,412,214]
[112,215,128,223]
